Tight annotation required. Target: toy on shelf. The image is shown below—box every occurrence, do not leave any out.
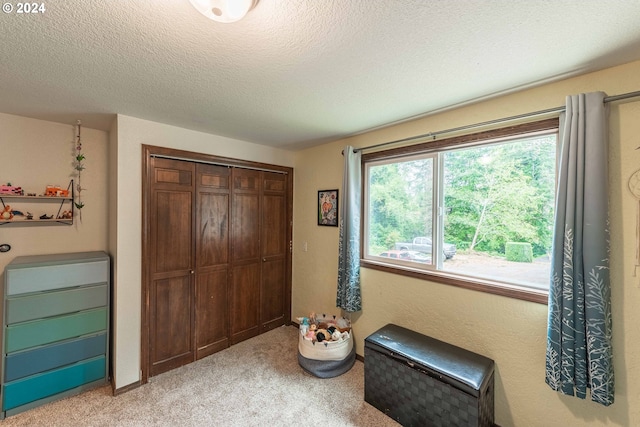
[1,205,14,220]
[44,185,70,198]
[57,211,73,220]
[0,184,23,195]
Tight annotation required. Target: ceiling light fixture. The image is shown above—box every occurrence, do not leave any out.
[189,0,258,23]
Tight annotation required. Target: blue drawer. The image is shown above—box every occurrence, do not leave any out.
[3,356,106,411]
[5,333,106,382]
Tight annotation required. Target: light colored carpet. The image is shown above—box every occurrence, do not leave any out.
[2,325,400,426]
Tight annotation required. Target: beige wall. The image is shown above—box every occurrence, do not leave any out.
[292,60,640,427]
[111,114,296,389]
[0,112,109,280]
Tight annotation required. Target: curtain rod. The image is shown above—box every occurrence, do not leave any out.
[354,89,640,154]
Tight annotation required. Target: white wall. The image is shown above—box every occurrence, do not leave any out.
[292,60,640,426]
[108,117,119,385]
[111,114,296,389]
[0,113,109,282]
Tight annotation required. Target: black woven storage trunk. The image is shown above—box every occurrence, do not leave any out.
[364,324,495,427]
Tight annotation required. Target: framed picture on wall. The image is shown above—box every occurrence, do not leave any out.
[318,189,338,227]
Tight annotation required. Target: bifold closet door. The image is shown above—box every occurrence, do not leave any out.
[149,158,195,377]
[146,152,290,377]
[195,163,231,359]
[260,172,287,331]
[229,168,261,345]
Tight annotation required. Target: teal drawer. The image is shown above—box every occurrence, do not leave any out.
[5,308,107,353]
[5,259,108,295]
[5,333,106,382]
[3,356,105,411]
[6,284,108,324]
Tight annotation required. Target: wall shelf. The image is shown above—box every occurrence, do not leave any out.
[0,180,74,226]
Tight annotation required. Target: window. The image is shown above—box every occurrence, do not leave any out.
[362,119,558,303]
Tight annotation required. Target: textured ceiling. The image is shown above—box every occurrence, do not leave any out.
[2,1,640,150]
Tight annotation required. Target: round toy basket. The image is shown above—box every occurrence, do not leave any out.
[296,314,355,378]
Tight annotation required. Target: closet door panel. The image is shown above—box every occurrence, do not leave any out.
[195,267,229,358]
[232,169,261,261]
[261,172,287,331]
[230,263,260,344]
[262,192,286,257]
[261,258,286,331]
[150,275,193,376]
[230,168,261,344]
[153,191,192,273]
[195,163,231,359]
[149,158,195,377]
[197,165,230,267]
[197,193,229,266]
[232,194,260,260]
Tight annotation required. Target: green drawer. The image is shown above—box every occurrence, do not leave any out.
[5,308,107,353]
[6,284,108,324]
[3,355,106,411]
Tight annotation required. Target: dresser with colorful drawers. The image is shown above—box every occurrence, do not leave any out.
[1,251,110,418]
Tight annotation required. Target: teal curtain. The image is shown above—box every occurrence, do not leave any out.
[546,92,614,406]
[336,146,362,312]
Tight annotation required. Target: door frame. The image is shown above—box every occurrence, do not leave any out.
[141,145,293,384]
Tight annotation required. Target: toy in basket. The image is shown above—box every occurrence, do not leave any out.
[297,313,355,378]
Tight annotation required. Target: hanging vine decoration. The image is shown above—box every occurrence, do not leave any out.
[74,120,85,220]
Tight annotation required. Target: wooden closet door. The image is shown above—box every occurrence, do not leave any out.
[261,172,288,331]
[195,163,230,359]
[229,168,261,345]
[142,145,293,383]
[149,158,195,376]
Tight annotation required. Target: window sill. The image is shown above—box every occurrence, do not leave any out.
[361,259,549,305]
